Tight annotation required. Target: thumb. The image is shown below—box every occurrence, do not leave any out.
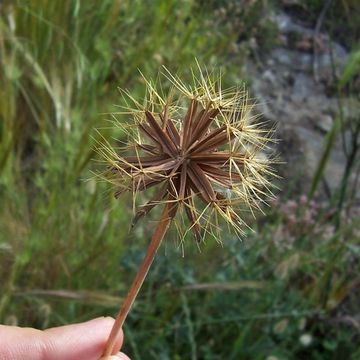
[0,317,123,360]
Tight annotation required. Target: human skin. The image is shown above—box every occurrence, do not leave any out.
[0,317,130,360]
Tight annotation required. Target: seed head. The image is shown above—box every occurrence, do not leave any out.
[96,66,276,242]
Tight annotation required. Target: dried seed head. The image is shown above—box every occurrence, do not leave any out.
[96,66,277,242]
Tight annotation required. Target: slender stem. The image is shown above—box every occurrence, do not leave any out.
[100,204,172,358]
[0,256,19,320]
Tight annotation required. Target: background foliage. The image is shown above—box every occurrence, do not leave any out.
[0,1,359,359]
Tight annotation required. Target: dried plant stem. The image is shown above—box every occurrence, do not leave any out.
[101,204,172,358]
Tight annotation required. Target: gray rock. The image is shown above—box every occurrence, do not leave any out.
[246,10,355,196]
[314,114,333,133]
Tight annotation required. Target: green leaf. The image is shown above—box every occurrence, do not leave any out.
[339,49,360,89]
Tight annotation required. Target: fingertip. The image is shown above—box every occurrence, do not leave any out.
[88,317,125,355]
[43,316,124,360]
[91,317,124,356]
[100,353,130,360]
[118,352,131,360]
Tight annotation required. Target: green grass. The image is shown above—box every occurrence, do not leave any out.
[279,0,360,48]
[1,1,360,359]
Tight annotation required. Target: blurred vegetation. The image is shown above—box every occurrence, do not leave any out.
[0,0,359,359]
[280,0,360,49]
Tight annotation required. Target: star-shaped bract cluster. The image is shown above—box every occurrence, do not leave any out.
[99,68,276,242]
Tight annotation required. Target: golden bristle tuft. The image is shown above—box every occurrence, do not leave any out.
[96,65,277,243]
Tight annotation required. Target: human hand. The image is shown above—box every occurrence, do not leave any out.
[0,317,130,360]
